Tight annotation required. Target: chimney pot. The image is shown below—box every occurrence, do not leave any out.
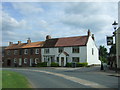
[9,42,13,46]
[46,35,51,40]
[92,34,95,40]
[18,41,21,44]
[88,29,91,36]
[27,38,31,44]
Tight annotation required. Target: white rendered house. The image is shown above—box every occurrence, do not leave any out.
[41,30,101,66]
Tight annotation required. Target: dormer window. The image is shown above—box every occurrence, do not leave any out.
[24,49,28,54]
[35,48,39,54]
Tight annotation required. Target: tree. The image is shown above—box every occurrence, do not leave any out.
[99,45,108,63]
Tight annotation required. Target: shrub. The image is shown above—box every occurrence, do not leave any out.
[66,63,72,67]
[37,62,47,67]
[76,63,88,67]
[51,62,59,67]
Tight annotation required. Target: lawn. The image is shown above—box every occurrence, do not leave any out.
[2,70,32,88]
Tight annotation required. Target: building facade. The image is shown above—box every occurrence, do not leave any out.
[3,39,44,67]
[41,30,100,66]
[4,30,100,67]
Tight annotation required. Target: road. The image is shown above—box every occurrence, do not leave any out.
[2,66,119,89]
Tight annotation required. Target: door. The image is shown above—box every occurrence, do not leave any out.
[30,58,33,66]
[19,58,22,66]
[61,57,64,67]
[7,59,11,66]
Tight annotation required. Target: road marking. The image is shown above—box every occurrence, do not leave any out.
[4,68,108,88]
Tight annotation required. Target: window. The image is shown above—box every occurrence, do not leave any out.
[44,48,49,54]
[72,57,79,62]
[30,49,33,55]
[58,47,64,53]
[35,48,39,54]
[14,58,17,63]
[14,50,18,55]
[24,58,27,64]
[24,49,28,54]
[35,58,39,64]
[19,49,22,55]
[92,48,94,55]
[57,57,59,63]
[7,50,10,55]
[72,47,79,53]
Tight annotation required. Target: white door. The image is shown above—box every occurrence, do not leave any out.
[30,58,33,66]
[19,58,22,66]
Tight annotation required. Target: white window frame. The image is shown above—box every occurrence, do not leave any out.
[35,48,39,54]
[24,58,27,64]
[24,49,28,54]
[35,58,39,64]
[44,48,49,54]
[7,50,10,55]
[14,50,18,55]
[14,58,17,63]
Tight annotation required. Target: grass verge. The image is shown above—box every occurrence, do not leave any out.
[2,70,32,88]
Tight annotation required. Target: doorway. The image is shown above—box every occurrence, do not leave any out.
[7,59,11,67]
[61,57,64,67]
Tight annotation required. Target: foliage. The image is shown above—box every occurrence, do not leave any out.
[66,63,72,67]
[66,62,88,67]
[76,63,88,67]
[51,62,59,67]
[99,45,108,63]
[37,62,47,67]
[2,70,31,88]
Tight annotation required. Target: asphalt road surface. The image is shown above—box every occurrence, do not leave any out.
[2,66,119,89]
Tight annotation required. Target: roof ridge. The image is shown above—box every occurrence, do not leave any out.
[50,35,88,40]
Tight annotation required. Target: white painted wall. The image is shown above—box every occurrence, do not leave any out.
[87,36,101,65]
[41,46,87,66]
[41,36,100,66]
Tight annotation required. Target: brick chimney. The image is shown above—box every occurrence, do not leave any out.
[87,29,91,36]
[9,42,13,46]
[92,34,95,40]
[46,35,51,40]
[18,41,21,44]
[27,38,31,44]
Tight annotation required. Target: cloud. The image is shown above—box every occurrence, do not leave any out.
[2,12,27,32]
[12,3,44,16]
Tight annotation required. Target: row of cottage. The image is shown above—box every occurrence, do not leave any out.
[3,30,101,67]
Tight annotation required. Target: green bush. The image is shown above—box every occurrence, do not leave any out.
[76,63,88,67]
[51,62,59,67]
[37,62,47,67]
[66,63,72,67]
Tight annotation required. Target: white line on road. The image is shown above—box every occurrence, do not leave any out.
[4,68,108,88]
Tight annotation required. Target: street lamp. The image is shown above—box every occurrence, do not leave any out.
[112,21,118,72]
[112,21,118,31]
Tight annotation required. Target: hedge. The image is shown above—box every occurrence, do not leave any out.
[76,63,88,67]
[37,62,47,67]
[66,63,72,67]
[51,62,59,67]
[66,62,88,67]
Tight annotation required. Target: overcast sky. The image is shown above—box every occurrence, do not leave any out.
[1,2,118,50]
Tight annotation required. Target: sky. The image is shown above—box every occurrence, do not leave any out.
[1,1,118,51]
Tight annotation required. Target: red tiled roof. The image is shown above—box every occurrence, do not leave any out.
[5,41,45,50]
[55,36,88,47]
[43,35,88,48]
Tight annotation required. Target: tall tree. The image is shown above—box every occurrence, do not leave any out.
[99,45,108,63]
